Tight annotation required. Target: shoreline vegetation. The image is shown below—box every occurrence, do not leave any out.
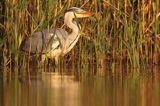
[0,0,160,71]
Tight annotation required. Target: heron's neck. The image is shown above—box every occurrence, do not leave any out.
[66,19,80,39]
[63,15,80,54]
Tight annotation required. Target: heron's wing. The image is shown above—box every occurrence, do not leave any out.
[20,28,68,54]
[54,28,68,40]
[53,28,68,48]
[20,31,44,54]
[45,28,68,52]
[45,32,61,52]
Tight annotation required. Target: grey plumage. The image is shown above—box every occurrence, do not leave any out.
[20,28,67,54]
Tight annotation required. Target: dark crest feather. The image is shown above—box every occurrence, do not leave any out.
[65,7,79,13]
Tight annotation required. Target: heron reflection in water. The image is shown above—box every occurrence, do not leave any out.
[20,7,93,65]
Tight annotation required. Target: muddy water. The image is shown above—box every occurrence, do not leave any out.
[0,66,160,106]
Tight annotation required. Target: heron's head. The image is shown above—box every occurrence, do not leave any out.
[65,7,93,19]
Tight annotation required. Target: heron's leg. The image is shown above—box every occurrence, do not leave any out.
[41,55,46,62]
[55,57,59,66]
[39,55,46,67]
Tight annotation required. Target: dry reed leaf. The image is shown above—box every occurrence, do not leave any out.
[156,12,160,19]
[81,33,91,40]
[95,12,102,20]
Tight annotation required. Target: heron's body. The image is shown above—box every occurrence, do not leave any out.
[20,7,93,64]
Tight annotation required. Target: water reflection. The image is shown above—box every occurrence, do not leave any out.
[0,66,160,106]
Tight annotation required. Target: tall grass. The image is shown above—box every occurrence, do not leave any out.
[0,0,160,71]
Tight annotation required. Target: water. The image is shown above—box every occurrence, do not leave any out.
[0,66,160,106]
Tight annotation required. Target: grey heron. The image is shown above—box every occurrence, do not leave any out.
[20,7,93,65]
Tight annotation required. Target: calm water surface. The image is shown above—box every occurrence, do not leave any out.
[0,66,160,106]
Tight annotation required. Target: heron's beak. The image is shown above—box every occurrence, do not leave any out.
[76,11,93,18]
[82,11,93,17]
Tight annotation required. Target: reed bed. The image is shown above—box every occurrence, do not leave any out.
[0,0,160,71]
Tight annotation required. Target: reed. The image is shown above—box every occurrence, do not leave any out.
[1,0,160,71]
